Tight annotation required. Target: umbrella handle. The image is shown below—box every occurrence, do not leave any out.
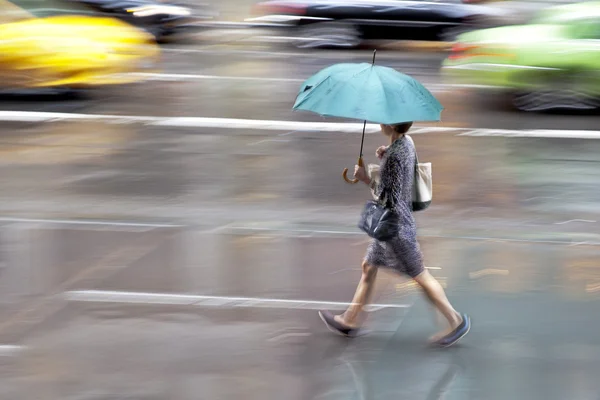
[342,156,364,184]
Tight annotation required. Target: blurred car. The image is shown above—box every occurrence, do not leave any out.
[483,0,580,26]
[442,2,600,112]
[0,0,160,90]
[67,0,219,42]
[246,0,510,48]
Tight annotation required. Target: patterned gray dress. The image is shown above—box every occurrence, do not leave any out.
[364,135,425,278]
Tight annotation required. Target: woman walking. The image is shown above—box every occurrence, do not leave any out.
[319,122,470,347]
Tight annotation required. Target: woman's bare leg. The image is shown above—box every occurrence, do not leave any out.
[335,261,378,328]
[413,270,462,341]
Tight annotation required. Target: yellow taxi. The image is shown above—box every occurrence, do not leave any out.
[0,0,160,89]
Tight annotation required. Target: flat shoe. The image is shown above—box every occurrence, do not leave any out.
[318,310,366,338]
[435,314,471,348]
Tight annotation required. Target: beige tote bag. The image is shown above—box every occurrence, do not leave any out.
[368,135,432,211]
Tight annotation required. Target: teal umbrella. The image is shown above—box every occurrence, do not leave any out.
[293,51,443,184]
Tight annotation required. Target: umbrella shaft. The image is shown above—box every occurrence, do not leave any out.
[359,120,367,158]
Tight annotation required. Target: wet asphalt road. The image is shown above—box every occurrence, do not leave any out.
[2,44,599,130]
[0,43,600,399]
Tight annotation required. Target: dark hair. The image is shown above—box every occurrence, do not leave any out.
[392,122,413,134]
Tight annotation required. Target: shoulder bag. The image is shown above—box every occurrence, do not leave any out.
[358,136,432,241]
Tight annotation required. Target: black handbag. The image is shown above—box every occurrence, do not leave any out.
[358,190,399,241]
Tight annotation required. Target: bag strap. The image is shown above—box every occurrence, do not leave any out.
[405,135,419,166]
[378,135,418,210]
[377,185,392,209]
[376,175,393,209]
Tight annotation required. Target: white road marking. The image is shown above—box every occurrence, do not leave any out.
[469,269,510,279]
[151,117,382,132]
[586,283,600,293]
[64,290,410,311]
[129,72,450,91]
[269,326,306,336]
[247,138,291,146]
[161,47,317,57]
[0,345,25,356]
[0,111,159,123]
[225,226,600,245]
[314,389,357,400]
[524,196,562,202]
[1,111,600,138]
[568,241,591,247]
[458,129,600,139]
[228,226,363,235]
[554,219,596,225]
[133,72,306,83]
[160,46,445,59]
[0,111,387,133]
[328,267,362,275]
[0,217,182,228]
[268,332,312,342]
[4,219,591,246]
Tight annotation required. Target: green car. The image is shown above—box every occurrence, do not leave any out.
[442,1,600,111]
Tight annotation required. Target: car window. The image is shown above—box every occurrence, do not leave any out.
[0,0,35,23]
[572,18,600,39]
[530,9,566,24]
[3,0,96,19]
[535,4,600,22]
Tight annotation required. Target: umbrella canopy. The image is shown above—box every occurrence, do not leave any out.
[293,62,443,124]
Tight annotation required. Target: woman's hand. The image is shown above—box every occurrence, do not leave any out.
[376,146,388,159]
[354,164,370,185]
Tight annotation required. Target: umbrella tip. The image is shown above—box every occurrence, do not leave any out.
[372,49,377,64]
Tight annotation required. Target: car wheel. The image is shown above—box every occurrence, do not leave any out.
[439,26,468,42]
[512,89,600,112]
[156,33,176,44]
[141,25,163,43]
[49,87,88,99]
[293,22,361,49]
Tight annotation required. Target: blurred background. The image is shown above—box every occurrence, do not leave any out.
[1,0,600,398]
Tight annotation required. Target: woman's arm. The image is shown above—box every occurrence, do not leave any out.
[356,145,389,188]
[353,163,371,186]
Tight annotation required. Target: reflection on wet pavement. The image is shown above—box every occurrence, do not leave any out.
[1,45,600,399]
[1,125,600,242]
[0,222,599,399]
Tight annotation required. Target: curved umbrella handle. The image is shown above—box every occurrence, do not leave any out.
[342,157,364,184]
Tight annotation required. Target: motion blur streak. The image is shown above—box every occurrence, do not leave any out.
[0,0,599,398]
[0,1,161,89]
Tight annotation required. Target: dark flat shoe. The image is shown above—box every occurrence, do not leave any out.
[318,311,365,338]
[435,314,471,348]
